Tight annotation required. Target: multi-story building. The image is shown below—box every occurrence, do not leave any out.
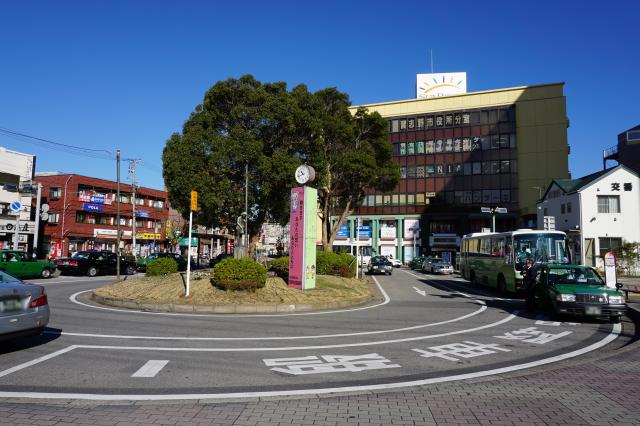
[537,164,639,269]
[339,82,570,264]
[35,173,169,258]
[0,147,37,252]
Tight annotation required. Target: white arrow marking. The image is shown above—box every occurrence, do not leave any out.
[413,287,426,296]
[132,360,169,378]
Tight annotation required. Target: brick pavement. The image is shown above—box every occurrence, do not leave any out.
[1,336,639,426]
[2,308,639,426]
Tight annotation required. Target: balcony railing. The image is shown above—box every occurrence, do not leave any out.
[603,145,618,159]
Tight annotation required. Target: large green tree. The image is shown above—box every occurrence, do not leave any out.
[162,75,313,250]
[307,89,400,251]
[163,75,399,254]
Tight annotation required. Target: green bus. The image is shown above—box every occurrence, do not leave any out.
[460,229,570,294]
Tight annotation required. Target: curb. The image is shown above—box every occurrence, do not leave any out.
[90,292,374,314]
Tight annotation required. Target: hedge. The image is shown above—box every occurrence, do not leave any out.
[146,257,178,276]
[268,256,289,278]
[212,258,267,291]
[268,252,356,279]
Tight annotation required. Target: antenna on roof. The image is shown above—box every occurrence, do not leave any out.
[430,49,434,73]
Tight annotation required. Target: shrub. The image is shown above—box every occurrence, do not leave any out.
[146,257,178,276]
[212,258,267,291]
[317,252,356,278]
[268,256,289,278]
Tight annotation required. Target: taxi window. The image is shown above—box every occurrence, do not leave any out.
[548,267,604,285]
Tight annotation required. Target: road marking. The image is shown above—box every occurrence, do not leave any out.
[45,312,516,352]
[67,275,391,318]
[0,346,78,378]
[131,360,169,378]
[0,324,621,400]
[413,287,426,296]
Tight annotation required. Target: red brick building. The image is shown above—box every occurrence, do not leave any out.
[35,173,169,258]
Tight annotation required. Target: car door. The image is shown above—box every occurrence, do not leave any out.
[17,252,39,277]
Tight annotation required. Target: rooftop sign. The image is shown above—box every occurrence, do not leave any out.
[416,72,467,99]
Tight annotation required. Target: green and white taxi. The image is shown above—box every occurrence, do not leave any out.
[0,250,56,279]
[532,264,626,323]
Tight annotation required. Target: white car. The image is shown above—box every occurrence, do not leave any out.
[388,257,402,268]
[431,261,454,274]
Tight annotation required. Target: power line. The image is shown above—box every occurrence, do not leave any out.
[0,126,115,160]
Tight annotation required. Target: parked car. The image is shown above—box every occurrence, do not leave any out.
[367,257,393,275]
[387,256,402,268]
[430,259,454,274]
[0,250,56,279]
[408,256,427,270]
[421,257,439,273]
[532,264,626,323]
[0,270,50,341]
[54,251,137,276]
[137,252,188,272]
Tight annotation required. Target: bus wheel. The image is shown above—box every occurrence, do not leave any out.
[497,276,507,295]
[469,271,476,287]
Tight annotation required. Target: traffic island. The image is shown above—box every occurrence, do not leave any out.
[91,273,375,313]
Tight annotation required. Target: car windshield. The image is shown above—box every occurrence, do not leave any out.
[0,270,20,283]
[547,267,604,285]
[71,252,91,259]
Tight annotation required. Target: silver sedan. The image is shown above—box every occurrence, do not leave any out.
[0,271,50,341]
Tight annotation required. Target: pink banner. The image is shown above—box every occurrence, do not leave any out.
[288,187,305,288]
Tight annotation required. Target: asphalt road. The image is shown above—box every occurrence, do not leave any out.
[0,268,634,403]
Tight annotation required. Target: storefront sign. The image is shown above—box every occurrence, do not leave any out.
[380,223,396,239]
[336,225,349,238]
[135,210,150,218]
[79,194,112,204]
[136,233,161,240]
[604,252,617,289]
[404,219,420,239]
[357,226,371,238]
[83,203,103,213]
[94,228,132,238]
[179,237,198,246]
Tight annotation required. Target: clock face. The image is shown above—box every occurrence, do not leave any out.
[295,165,310,184]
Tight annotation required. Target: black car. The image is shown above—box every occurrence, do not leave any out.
[367,257,393,275]
[137,252,188,272]
[54,251,137,276]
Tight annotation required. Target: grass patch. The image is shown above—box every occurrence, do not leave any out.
[94,272,371,306]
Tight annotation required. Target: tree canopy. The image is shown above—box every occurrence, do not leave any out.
[162,75,399,252]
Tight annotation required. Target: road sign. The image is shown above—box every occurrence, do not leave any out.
[191,191,198,211]
[495,207,508,214]
[480,207,492,213]
[9,201,22,212]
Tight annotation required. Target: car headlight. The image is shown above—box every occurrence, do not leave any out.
[608,295,624,304]
[556,294,576,302]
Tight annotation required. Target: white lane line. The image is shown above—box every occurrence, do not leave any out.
[54,312,516,352]
[402,269,517,302]
[413,287,426,296]
[131,360,169,378]
[67,275,391,318]
[0,324,621,401]
[50,304,486,341]
[0,346,78,378]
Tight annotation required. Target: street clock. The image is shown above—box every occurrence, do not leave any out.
[295,164,315,185]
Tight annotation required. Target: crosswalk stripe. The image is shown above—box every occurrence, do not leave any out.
[132,360,169,378]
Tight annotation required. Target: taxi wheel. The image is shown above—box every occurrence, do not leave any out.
[41,268,52,279]
[126,266,136,275]
[87,266,99,277]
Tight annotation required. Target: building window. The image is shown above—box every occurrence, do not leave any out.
[599,237,622,257]
[400,143,406,156]
[50,188,62,199]
[425,140,434,154]
[567,202,572,213]
[153,200,164,208]
[48,213,59,223]
[416,141,425,154]
[597,195,620,213]
[407,142,415,155]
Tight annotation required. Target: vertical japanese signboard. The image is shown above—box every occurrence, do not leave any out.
[288,186,317,289]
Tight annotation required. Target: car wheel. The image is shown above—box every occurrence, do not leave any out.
[126,266,136,275]
[87,266,99,277]
[41,268,52,279]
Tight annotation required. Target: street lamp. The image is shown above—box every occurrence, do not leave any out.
[481,207,507,232]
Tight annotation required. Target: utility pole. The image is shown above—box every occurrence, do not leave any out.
[33,183,42,258]
[244,163,248,250]
[128,159,140,257]
[116,150,121,280]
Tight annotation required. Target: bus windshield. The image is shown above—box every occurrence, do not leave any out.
[514,233,568,265]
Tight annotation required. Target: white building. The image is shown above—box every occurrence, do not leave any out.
[0,147,37,252]
[537,165,639,268]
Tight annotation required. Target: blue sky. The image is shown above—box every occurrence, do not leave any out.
[1,0,638,190]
